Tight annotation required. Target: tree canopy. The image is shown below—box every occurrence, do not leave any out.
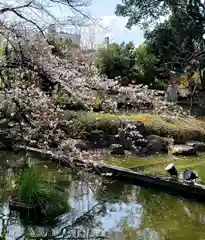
[115,0,205,29]
[144,9,204,72]
[95,42,158,85]
[115,0,205,88]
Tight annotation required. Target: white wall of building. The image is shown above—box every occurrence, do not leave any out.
[47,24,81,47]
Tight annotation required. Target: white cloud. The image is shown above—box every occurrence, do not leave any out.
[99,15,144,44]
[81,15,144,48]
[100,15,128,40]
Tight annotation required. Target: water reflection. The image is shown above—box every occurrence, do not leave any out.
[0,153,205,239]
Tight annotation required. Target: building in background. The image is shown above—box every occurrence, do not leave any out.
[47,24,81,48]
[104,36,109,46]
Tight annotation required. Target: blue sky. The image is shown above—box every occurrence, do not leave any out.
[88,0,144,45]
[49,0,144,46]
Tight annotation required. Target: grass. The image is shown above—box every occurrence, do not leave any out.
[19,166,70,216]
[104,155,168,169]
[64,110,205,142]
[143,156,205,183]
[92,112,205,141]
[104,154,205,183]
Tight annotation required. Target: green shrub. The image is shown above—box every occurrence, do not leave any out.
[54,93,88,111]
[95,42,141,84]
[63,111,120,138]
[19,166,69,216]
[134,44,159,85]
[95,42,158,85]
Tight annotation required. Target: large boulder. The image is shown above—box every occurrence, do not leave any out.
[110,144,125,155]
[146,135,173,152]
[108,134,120,145]
[169,144,197,156]
[87,130,105,142]
[75,140,89,151]
[186,141,205,153]
[87,130,109,148]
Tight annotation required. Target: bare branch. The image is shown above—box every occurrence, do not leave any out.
[0,1,33,14]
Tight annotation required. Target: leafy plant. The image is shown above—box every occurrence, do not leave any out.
[95,42,140,84]
[95,42,158,85]
[134,44,158,84]
[53,93,88,111]
[19,166,69,216]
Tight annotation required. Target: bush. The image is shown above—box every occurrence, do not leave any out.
[53,93,88,111]
[63,111,120,138]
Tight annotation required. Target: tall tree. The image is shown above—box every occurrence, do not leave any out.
[145,9,204,69]
[115,0,205,29]
[115,0,205,87]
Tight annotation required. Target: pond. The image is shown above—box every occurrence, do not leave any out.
[1,152,205,239]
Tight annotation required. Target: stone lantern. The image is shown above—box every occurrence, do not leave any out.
[167,66,184,102]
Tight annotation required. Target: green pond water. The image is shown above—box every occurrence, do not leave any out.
[105,154,205,183]
[1,152,205,239]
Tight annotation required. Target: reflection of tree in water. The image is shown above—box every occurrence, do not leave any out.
[94,181,143,240]
[2,169,205,240]
[0,174,143,239]
[0,172,109,239]
[137,188,205,240]
[95,180,131,203]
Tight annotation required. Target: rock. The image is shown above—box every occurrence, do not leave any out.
[110,144,125,155]
[8,121,16,128]
[122,120,145,134]
[146,135,173,152]
[87,130,109,148]
[186,141,205,153]
[61,139,90,152]
[87,130,105,142]
[60,139,76,152]
[107,134,121,146]
[75,141,89,151]
[154,90,165,97]
[0,118,8,128]
[169,144,197,156]
[121,138,133,150]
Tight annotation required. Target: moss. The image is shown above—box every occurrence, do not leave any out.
[63,111,120,138]
[63,111,205,141]
[105,155,205,183]
[143,156,205,183]
[89,112,205,141]
[104,155,167,169]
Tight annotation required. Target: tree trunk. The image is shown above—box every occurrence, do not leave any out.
[201,69,205,91]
